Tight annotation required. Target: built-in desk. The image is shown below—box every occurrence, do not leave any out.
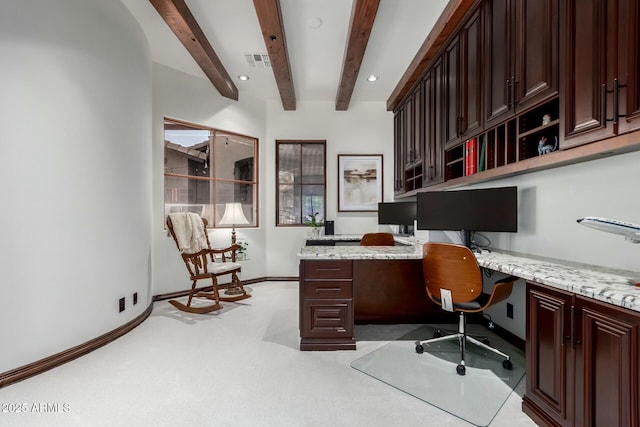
[299,241,640,426]
[298,241,446,350]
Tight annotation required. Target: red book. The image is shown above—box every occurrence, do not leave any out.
[464,140,470,176]
[469,138,477,175]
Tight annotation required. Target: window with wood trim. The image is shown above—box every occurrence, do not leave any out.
[276,140,326,226]
[164,118,258,228]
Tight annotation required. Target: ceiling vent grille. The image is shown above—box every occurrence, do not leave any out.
[244,53,271,68]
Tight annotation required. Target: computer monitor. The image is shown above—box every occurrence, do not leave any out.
[416,186,518,248]
[378,201,417,235]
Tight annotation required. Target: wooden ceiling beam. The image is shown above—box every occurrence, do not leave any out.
[149,0,238,100]
[253,0,296,110]
[386,0,476,111]
[335,0,380,111]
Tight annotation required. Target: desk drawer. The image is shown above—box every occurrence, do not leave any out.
[301,299,353,339]
[302,260,352,279]
[303,280,352,299]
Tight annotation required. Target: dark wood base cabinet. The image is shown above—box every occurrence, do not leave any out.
[299,259,450,351]
[299,260,355,351]
[523,281,640,427]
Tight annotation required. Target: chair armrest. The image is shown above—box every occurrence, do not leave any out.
[485,275,518,307]
[206,244,240,262]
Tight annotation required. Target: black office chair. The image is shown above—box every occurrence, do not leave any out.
[415,242,517,375]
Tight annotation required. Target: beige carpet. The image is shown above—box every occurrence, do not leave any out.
[0,282,535,426]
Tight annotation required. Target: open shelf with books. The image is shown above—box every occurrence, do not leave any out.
[443,97,559,181]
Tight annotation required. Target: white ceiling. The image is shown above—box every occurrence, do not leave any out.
[120,0,448,106]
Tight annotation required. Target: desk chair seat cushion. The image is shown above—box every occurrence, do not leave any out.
[430,293,491,311]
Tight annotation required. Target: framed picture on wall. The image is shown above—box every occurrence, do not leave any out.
[338,154,383,212]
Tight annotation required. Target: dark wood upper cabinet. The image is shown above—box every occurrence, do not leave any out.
[411,83,424,165]
[485,0,511,124]
[393,109,404,194]
[403,94,414,164]
[617,0,640,135]
[515,0,559,109]
[460,8,484,138]
[562,0,613,147]
[443,6,483,147]
[444,35,460,146]
[485,0,558,126]
[563,0,640,148]
[423,67,444,186]
[392,0,639,196]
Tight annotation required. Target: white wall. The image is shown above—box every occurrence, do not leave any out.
[264,100,394,277]
[151,64,268,294]
[0,0,152,372]
[455,151,640,338]
[150,69,395,284]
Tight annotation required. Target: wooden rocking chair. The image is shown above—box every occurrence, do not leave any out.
[166,213,251,314]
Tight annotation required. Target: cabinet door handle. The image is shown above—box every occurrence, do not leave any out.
[613,78,619,125]
[571,305,582,348]
[506,79,511,109]
[511,78,518,108]
[601,83,607,125]
[570,305,576,349]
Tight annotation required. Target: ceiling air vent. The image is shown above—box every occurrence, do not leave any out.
[244,53,271,68]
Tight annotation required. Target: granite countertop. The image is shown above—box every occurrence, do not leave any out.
[299,241,640,312]
[307,234,363,241]
[475,249,640,312]
[299,243,422,260]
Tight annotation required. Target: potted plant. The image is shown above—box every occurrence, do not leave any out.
[304,212,324,239]
[236,239,248,260]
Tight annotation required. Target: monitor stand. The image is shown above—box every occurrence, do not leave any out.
[462,230,480,253]
[398,224,414,236]
[462,230,472,248]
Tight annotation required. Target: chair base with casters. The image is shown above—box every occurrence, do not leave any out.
[417,242,518,375]
[415,312,513,375]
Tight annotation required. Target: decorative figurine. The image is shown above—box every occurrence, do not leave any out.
[538,136,558,155]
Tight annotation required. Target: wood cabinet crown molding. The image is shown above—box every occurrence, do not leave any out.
[387,0,477,112]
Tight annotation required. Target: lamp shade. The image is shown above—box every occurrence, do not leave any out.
[219,202,249,226]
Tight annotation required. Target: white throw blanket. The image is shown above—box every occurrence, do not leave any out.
[168,212,208,254]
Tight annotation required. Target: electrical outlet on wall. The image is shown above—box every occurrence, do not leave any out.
[507,302,514,319]
[133,292,138,305]
[119,297,125,313]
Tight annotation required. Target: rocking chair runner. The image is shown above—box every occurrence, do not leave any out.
[166,213,251,314]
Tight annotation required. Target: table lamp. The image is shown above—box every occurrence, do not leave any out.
[219,202,249,244]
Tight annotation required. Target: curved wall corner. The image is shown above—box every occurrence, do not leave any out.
[0,0,152,373]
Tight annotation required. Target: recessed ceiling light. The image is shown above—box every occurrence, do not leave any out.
[367,75,378,82]
[238,75,249,81]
